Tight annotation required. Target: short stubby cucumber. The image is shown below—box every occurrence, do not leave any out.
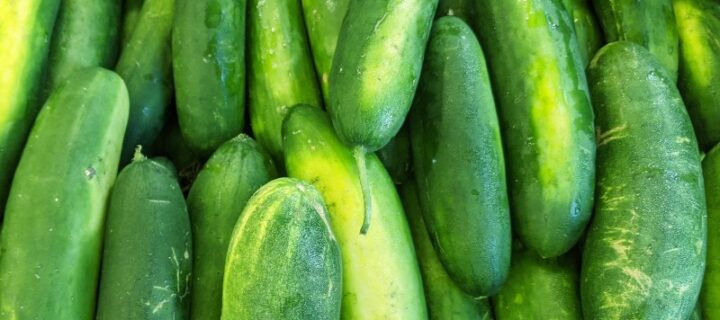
[674,0,720,150]
[222,178,342,319]
[376,124,411,185]
[701,144,720,317]
[0,68,129,320]
[581,41,706,319]
[187,134,276,320]
[283,105,427,319]
[475,0,596,258]
[173,0,246,155]
[410,16,511,297]
[560,0,603,66]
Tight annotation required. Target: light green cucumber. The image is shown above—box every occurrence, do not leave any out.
[121,0,144,47]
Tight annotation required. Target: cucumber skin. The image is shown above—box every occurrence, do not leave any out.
[173,0,246,156]
[115,0,175,164]
[401,182,493,320]
[248,0,321,161]
[475,0,596,258]
[0,0,61,215]
[328,0,438,151]
[492,245,582,320]
[283,105,427,319]
[46,0,120,92]
[592,0,679,80]
[121,0,144,47]
[376,123,411,185]
[674,0,720,150]
[560,0,603,66]
[581,42,706,319]
[410,16,511,297]
[0,68,129,319]
[222,178,342,319]
[187,134,276,320]
[96,156,192,319]
[702,144,720,318]
[437,0,478,32]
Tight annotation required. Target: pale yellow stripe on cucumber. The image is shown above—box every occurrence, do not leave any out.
[676,1,716,89]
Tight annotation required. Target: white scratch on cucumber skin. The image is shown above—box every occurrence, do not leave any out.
[662,248,680,254]
[149,199,171,204]
[622,267,653,296]
[596,123,629,146]
[676,136,692,144]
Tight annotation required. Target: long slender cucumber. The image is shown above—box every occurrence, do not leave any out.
[701,144,720,318]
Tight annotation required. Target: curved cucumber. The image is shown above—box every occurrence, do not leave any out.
[401,182,493,320]
[581,42,706,319]
[283,105,427,319]
[592,0,678,80]
[674,0,720,150]
[187,134,276,320]
[121,0,144,47]
[173,0,246,155]
[701,144,720,318]
[222,178,342,319]
[0,68,129,319]
[475,0,596,258]
[0,0,60,214]
[248,0,321,161]
[115,0,175,164]
[560,0,603,66]
[410,16,511,297]
[376,123,411,185]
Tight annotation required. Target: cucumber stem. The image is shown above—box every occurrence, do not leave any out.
[354,146,372,235]
[132,145,146,162]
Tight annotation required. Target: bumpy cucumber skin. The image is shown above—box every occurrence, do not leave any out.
[121,0,144,47]
[222,178,342,319]
[328,0,438,152]
[0,68,129,320]
[401,182,493,320]
[560,0,603,66]
[248,0,321,161]
[283,105,427,319]
[115,0,175,164]
[46,0,120,92]
[410,17,511,297]
[187,134,276,320]
[475,0,596,258]
[301,0,349,103]
[96,156,191,320]
[702,144,720,318]
[173,0,246,156]
[0,0,60,215]
[581,42,706,319]
[376,123,411,185]
[492,244,582,320]
[592,0,679,80]
[674,0,720,150]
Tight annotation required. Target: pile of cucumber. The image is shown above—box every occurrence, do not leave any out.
[0,0,718,318]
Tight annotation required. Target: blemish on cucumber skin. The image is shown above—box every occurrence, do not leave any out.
[84,166,96,180]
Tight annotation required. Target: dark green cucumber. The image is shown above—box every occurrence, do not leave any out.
[592,0,679,80]
[115,0,175,164]
[674,0,720,150]
[46,0,120,92]
[0,68,129,319]
[410,16,510,297]
[283,105,427,319]
[0,0,61,214]
[437,0,479,32]
[376,123,411,185]
[222,178,342,319]
[173,0,246,155]
[121,0,144,47]
[690,300,702,320]
[475,0,596,258]
[561,0,603,66]
[96,153,191,319]
[248,0,321,161]
[187,134,276,320]
[150,112,200,173]
[301,0,349,103]
[401,182,493,320]
[701,144,720,317]
[492,244,582,319]
[581,42,706,319]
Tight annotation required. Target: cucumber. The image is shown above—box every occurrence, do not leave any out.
[150,112,200,174]
[674,0,720,150]
[0,68,129,319]
[376,124,411,185]
[187,134,276,320]
[401,181,493,320]
[121,0,144,47]
[0,0,60,214]
[581,41,706,319]
[301,0,349,103]
[592,0,679,80]
[96,152,192,319]
[690,300,702,320]
[437,0,478,32]
[282,105,427,319]
[410,16,510,297]
[248,0,321,162]
[492,244,582,320]
[173,0,246,156]
[475,0,596,258]
[701,144,720,318]
[115,0,175,164]
[46,0,120,92]
[561,0,603,66]
[222,178,342,319]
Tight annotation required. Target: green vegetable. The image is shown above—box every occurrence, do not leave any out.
[701,143,720,318]
[561,0,603,66]
[437,0,478,32]
[376,124,411,185]
[121,0,144,47]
